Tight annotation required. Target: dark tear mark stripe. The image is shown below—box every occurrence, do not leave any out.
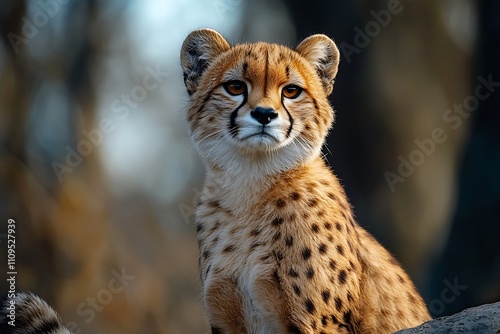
[229,92,248,137]
[282,96,294,138]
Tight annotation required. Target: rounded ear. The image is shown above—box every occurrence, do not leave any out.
[295,34,340,95]
[180,29,231,95]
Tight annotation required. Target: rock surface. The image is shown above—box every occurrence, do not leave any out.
[396,302,500,333]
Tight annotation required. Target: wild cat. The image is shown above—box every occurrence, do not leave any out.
[180,28,431,333]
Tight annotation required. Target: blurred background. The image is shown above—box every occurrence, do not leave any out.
[0,0,499,333]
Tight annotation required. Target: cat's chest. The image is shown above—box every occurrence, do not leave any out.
[197,203,278,277]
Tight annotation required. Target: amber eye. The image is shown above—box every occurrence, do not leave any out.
[223,80,246,96]
[282,85,303,99]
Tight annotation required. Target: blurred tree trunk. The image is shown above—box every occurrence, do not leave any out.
[0,2,122,333]
[428,0,500,316]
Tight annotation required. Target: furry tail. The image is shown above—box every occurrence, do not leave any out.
[0,292,71,334]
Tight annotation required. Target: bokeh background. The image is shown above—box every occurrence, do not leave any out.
[0,0,499,333]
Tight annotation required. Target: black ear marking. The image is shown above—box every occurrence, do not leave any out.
[180,29,231,95]
[295,34,340,95]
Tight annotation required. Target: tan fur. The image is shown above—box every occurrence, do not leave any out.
[181,29,431,334]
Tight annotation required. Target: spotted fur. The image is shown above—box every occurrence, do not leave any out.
[180,29,431,333]
[0,292,71,334]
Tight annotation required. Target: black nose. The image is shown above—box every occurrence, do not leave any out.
[251,107,278,125]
